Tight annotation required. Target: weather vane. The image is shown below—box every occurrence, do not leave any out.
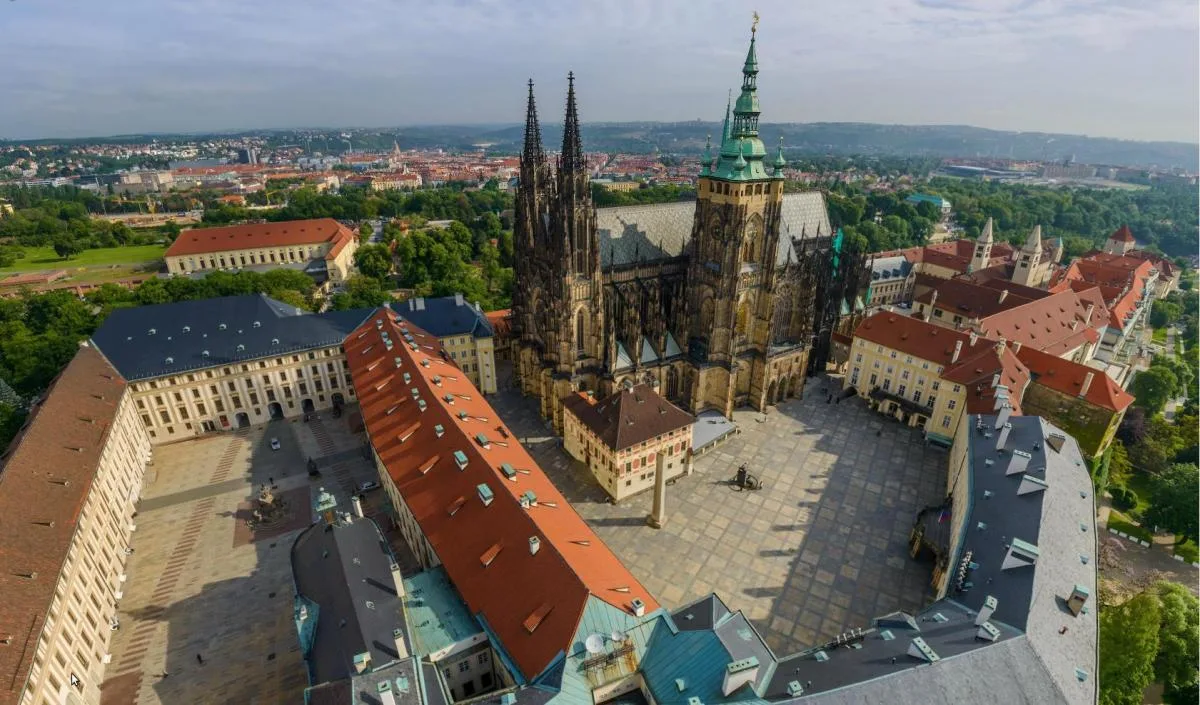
[752,11,760,34]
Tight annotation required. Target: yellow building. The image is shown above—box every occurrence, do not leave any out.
[561,384,694,502]
[0,344,152,705]
[163,218,359,285]
[394,295,498,394]
[845,312,1030,447]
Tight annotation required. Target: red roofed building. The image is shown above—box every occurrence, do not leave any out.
[164,218,359,285]
[1050,250,1157,360]
[1099,224,1180,297]
[1015,345,1134,456]
[484,309,514,361]
[845,310,1123,453]
[346,310,657,682]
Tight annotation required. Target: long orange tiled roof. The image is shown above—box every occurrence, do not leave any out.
[163,218,355,258]
[975,289,1102,356]
[345,310,656,680]
[0,345,128,705]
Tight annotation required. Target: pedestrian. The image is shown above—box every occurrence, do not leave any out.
[269,476,274,485]
[197,653,204,665]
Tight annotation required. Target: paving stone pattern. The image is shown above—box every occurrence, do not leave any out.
[490,371,947,656]
[101,415,378,705]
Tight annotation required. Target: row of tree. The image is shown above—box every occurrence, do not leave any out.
[1100,581,1198,705]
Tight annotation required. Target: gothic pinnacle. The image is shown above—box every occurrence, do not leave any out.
[561,71,585,173]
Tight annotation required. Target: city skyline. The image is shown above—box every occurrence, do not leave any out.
[1,0,1197,143]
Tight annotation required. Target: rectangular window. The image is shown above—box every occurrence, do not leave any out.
[196,402,206,415]
[947,399,957,410]
[869,373,878,386]
[942,415,951,428]
[233,396,242,409]
[159,410,170,423]
[178,407,189,420]
[912,391,922,403]
[854,353,863,363]
[227,381,237,391]
[173,391,182,402]
[898,384,907,396]
[928,395,937,408]
[882,378,891,391]
[901,370,910,380]
[850,369,860,385]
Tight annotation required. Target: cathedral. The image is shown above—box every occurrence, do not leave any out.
[512,26,870,432]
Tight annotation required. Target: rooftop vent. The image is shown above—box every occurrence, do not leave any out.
[1066,584,1090,617]
[164,357,173,365]
[528,536,541,555]
[147,328,156,335]
[786,681,804,697]
[813,650,829,662]
[432,375,442,386]
[417,399,427,412]
[458,410,468,420]
[976,595,998,625]
[443,394,455,404]
[519,490,538,508]
[721,656,760,696]
[477,483,494,507]
[393,356,402,368]
[1017,474,1048,495]
[475,433,490,448]
[182,325,190,333]
[453,450,468,470]
[253,321,261,328]
[523,603,553,633]
[500,463,517,480]
[271,338,279,345]
[219,323,226,330]
[879,630,894,641]
[1006,449,1032,476]
[976,622,1000,642]
[202,350,209,357]
[1002,539,1039,570]
[434,424,445,438]
[907,637,940,663]
[236,344,245,352]
[630,598,646,617]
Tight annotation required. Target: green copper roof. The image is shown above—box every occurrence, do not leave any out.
[710,28,777,182]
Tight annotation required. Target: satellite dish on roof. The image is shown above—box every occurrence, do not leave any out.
[610,631,626,643]
[584,633,605,654]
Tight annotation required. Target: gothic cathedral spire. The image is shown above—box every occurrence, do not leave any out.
[560,71,585,174]
[522,79,545,167]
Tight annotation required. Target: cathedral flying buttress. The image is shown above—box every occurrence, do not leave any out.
[511,24,871,432]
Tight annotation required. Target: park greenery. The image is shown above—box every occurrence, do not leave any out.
[1099,581,1199,705]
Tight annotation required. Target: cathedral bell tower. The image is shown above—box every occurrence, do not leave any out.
[512,74,605,431]
[683,19,787,417]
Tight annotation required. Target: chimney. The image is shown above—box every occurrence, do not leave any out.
[1012,340,1022,353]
[998,289,1008,304]
[393,627,410,659]
[927,290,939,321]
[996,404,1012,429]
[353,651,372,674]
[1084,303,1095,324]
[528,536,541,555]
[1066,584,1090,617]
[996,336,1006,353]
[952,340,963,364]
[990,373,1000,388]
[721,657,761,696]
[390,562,405,597]
[969,330,978,347]
[631,598,646,617]
[995,422,1012,451]
[350,495,365,518]
[975,595,998,626]
[1079,372,1094,398]
[454,292,464,306]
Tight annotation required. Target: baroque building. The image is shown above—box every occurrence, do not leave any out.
[512,28,870,431]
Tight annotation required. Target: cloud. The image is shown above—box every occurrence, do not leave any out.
[0,0,1194,141]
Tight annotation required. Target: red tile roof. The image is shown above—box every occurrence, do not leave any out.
[1016,346,1134,413]
[562,385,694,452]
[916,278,1039,320]
[0,345,128,705]
[975,289,1102,356]
[853,312,974,366]
[1109,224,1135,243]
[942,343,1030,415]
[164,218,355,258]
[1053,255,1154,332]
[485,309,512,340]
[346,310,656,680]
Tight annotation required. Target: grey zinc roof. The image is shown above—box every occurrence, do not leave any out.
[870,255,912,281]
[595,193,831,268]
[291,517,408,686]
[390,296,494,339]
[89,294,373,381]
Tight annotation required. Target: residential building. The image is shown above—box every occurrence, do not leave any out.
[392,296,498,394]
[367,172,423,191]
[163,218,359,285]
[0,344,152,705]
[561,384,694,501]
[866,255,913,307]
[1051,250,1157,361]
[1100,225,1180,297]
[590,178,641,192]
[1015,346,1134,456]
[89,295,373,444]
[484,309,513,362]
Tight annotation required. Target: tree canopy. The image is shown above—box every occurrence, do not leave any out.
[1129,367,1178,416]
[1153,581,1200,703]
[1143,463,1200,543]
[1099,589,1161,705]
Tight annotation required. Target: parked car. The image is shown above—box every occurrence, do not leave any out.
[270,438,281,451]
[357,480,380,493]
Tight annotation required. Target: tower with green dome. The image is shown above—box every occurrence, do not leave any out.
[683,19,794,417]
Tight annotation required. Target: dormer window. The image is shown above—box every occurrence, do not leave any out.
[453,451,468,470]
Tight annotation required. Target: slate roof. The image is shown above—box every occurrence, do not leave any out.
[561,384,695,452]
[90,294,373,381]
[0,345,128,705]
[869,255,911,282]
[346,310,656,681]
[292,516,408,686]
[594,193,831,269]
[391,296,495,340]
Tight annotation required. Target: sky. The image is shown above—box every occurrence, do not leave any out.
[1,0,1197,143]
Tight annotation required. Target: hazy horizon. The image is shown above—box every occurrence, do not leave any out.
[2,0,1197,144]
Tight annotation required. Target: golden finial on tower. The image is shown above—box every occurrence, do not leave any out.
[752,11,760,35]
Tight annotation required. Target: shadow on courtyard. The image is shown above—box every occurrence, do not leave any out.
[489,363,947,656]
[101,415,382,705]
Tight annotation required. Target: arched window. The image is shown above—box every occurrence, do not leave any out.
[735,299,750,337]
[575,313,586,354]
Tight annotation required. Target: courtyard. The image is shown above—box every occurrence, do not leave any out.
[99,412,379,705]
[490,369,948,656]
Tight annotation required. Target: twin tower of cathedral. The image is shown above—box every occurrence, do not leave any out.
[511,25,867,432]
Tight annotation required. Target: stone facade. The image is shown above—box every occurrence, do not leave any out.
[512,38,868,433]
[1019,382,1124,457]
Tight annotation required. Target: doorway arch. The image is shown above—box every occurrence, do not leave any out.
[268,402,283,420]
[235,412,250,428]
[302,398,315,413]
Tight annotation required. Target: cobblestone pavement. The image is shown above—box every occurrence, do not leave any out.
[100,414,376,705]
[489,370,947,656]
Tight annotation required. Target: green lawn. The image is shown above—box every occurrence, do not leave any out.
[1120,472,1156,518]
[0,244,167,274]
[1151,327,1168,344]
[1108,511,1153,543]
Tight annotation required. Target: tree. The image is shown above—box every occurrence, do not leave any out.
[0,402,28,454]
[1150,300,1182,329]
[1099,590,1161,705]
[330,275,389,310]
[1150,355,1194,399]
[161,220,182,243]
[1130,366,1178,415]
[1153,581,1200,703]
[1117,407,1148,446]
[358,222,374,243]
[52,236,82,260]
[1143,463,1200,543]
[354,244,394,281]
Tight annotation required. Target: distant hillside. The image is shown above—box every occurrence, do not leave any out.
[467,122,1197,170]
